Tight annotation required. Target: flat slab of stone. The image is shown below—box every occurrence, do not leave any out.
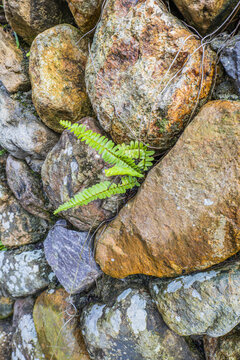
[44,221,102,294]
[95,100,240,278]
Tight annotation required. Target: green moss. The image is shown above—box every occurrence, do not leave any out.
[156,117,168,134]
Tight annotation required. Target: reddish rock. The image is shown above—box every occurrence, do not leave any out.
[204,327,240,359]
[3,0,74,44]
[29,24,93,133]
[86,0,216,150]
[95,100,240,278]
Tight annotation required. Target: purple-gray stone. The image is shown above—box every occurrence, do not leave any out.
[44,220,102,294]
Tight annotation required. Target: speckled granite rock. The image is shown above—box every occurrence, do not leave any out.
[0,154,49,247]
[0,28,30,93]
[86,0,215,149]
[6,155,53,220]
[0,247,54,297]
[3,0,74,44]
[33,288,90,360]
[0,290,14,319]
[0,319,13,360]
[44,220,102,294]
[81,287,204,360]
[29,24,93,133]
[11,297,45,360]
[150,257,240,337]
[204,326,240,359]
[66,0,103,33]
[42,117,124,231]
[95,100,240,278]
[0,85,58,164]
[172,0,240,34]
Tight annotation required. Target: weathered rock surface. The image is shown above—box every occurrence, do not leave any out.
[44,220,102,294]
[33,288,90,360]
[66,0,103,34]
[0,28,30,93]
[42,117,124,231]
[6,155,53,220]
[3,0,74,44]
[219,35,240,95]
[150,257,240,337]
[0,85,58,165]
[0,290,14,319]
[0,154,49,247]
[81,287,203,360]
[172,0,240,34]
[12,297,46,360]
[0,246,54,297]
[204,326,240,360]
[86,0,215,150]
[0,319,13,360]
[95,100,240,278]
[29,24,93,133]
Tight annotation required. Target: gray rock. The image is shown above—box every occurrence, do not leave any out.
[0,155,49,247]
[0,318,13,360]
[149,257,240,337]
[11,297,45,360]
[0,85,58,164]
[44,220,102,294]
[219,35,240,95]
[6,155,53,220]
[81,287,204,360]
[41,117,124,231]
[0,247,54,297]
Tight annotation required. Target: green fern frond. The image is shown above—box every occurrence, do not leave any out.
[54,176,139,214]
[105,165,144,177]
[0,241,6,251]
[116,141,155,171]
[60,120,143,177]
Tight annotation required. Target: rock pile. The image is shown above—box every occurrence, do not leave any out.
[0,0,239,358]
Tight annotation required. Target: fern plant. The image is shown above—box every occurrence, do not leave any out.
[54,120,155,214]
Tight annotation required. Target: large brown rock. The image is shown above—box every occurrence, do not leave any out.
[42,117,124,231]
[29,24,93,133]
[33,288,90,360]
[172,0,240,35]
[3,0,74,44]
[86,0,216,150]
[0,28,30,93]
[95,100,240,278]
[66,0,103,34]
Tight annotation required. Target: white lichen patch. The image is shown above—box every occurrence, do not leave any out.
[117,288,132,303]
[127,294,147,335]
[110,309,122,334]
[204,199,214,206]
[191,289,202,301]
[86,304,105,338]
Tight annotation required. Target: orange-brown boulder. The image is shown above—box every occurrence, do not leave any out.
[95,100,240,278]
[86,0,216,150]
